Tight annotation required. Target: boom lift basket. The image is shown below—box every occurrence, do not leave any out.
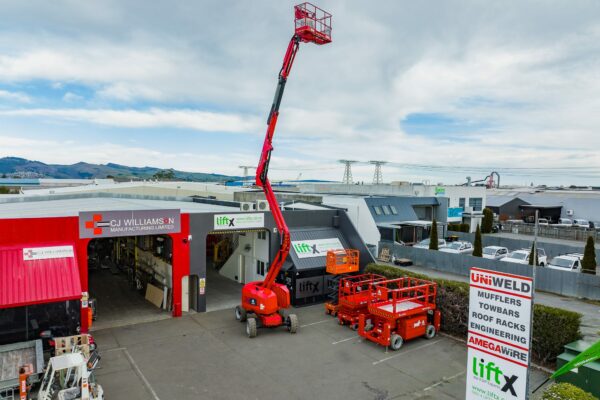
[295,2,332,44]
[326,249,359,275]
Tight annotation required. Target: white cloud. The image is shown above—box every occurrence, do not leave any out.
[62,92,83,102]
[0,89,31,103]
[0,108,261,133]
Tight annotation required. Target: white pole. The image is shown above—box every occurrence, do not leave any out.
[526,209,539,398]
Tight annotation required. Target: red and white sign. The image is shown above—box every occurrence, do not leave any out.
[23,245,75,261]
[466,267,533,400]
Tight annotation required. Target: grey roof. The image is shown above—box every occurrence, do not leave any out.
[0,194,238,219]
[365,196,440,223]
[486,195,528,207]
[286,226,350,271]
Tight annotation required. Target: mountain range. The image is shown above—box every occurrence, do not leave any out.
[0,157,241,182]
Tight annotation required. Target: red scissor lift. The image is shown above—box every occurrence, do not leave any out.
[324,249,360,317]
[336,273,386,330]
[358,277,441,350]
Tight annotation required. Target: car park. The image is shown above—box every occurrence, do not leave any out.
[547,254,584,272]
[414,238,447,249]
[482,246,509,260]
[439,241,474,254]
[500,248,547,266]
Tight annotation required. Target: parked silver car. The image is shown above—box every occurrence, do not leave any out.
[439,241,474,254]
[414,238,447,249]
[482,246,509,260]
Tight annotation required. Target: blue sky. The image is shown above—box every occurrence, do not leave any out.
[1,1,600,185]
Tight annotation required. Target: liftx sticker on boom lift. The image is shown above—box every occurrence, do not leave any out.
[234,3,332,338]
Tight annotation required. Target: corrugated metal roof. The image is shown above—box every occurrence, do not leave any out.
[365,196,439,223]
[287,227,350,271]
[486,195,527,207]
[0,244,82,308]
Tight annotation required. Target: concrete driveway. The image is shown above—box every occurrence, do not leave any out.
[92,305,548,400]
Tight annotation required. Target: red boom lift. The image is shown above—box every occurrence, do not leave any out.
[358,277,441,350]
[235,3,332,338]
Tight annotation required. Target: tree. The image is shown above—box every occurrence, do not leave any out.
[582,236,597,274]
[482,208,494,233]
[0,186,11,194]
[473,224,483,257]
[529,243,539,266]
[429,219,439,250]
[152,169,176,181]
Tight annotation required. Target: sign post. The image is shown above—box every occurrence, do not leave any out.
[466,267,533,400]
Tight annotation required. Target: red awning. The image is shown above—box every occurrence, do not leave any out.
[0,244,82,309]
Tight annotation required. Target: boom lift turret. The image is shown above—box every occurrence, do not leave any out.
[235,3,332,337]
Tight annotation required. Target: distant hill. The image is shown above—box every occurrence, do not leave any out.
[0,157,241,182]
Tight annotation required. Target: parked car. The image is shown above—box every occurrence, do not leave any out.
[537,218,549,225]
[573,219,590,229]
[557,218,573,226]
[482,246,509,260]
[547,253,584,273]
[500,248,547,266]
[414,238,447,249]
[439,241,474,254]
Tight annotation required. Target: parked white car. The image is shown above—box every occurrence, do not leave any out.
[573,219,590,229]
[414,238,447,249]
[537,218,549,225]
[482,246,509,260]
[500,248,547,266]
[557,218,573,226]
[547,254,584,273]
[439,241,474,254]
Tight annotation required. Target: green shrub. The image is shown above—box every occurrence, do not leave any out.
[364,263,582,364]
[447,223,461,232]
[460,223,470,232]
[429,219,438,250]
[482,208,494,233]
[529,243,539,266]
[582,236,597,274]
[542,383,598,400]
[473,224,482,257]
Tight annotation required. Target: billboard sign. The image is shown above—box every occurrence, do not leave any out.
[466,267,533,400]
[291,238,344,259]
[295,276,325,299]
[23,245,75,261]
[213,213,264,230]
[79,209,180,238]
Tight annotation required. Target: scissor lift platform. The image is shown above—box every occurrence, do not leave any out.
[336,273,386,330]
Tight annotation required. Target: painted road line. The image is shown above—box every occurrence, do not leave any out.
[102,347,127,353]
[372,340,442,365]
[123,348,161,400]
[300,319,330,328]
[423,371,466,391]
[332,336,358,345]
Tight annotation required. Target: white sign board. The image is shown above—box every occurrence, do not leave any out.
[213,213,264,230]
[466,267,533,400]
[292,238,344,259]
[23,245,75,261]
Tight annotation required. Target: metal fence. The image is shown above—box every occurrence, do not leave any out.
[501,222,599,243]
[380,242,600,301]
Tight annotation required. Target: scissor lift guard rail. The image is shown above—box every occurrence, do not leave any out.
[358,277,441,350]
[336,273,386,330]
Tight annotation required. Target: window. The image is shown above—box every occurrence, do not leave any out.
[459,198,466,209]
[257,231,266,240]
[469,197,482,211]
[382,205,391,215]
[390,205,398,215]
[373,206,383,215]
[256,260,266,276]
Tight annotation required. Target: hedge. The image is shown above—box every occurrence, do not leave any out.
[447,223,470,233]
[365,263,582,365]
[542,383,598,400]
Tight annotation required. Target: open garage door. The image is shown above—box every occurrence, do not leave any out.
[205,229,270,312]
[88,235,173,330]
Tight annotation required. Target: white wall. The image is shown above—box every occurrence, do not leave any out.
[219,231,270,283]
[321,195,381,249]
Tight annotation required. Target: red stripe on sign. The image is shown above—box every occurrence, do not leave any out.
[471,267,533,282]
[470,284,532,300]
[468,330,529,352]
[467,345,528,368]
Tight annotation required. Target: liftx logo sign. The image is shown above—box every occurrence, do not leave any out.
[84,214,109,235]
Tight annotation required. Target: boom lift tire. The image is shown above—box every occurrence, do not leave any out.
[246,318,257,338]
[390,334,403,351]
[286,314,299,334]
[235,306,247,322]
[425,324,436,339]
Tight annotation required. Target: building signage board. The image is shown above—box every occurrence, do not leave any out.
[466,267,533,400]
[213,213,264,230]
[295,276,324,299]
[435,186,446,195]
[291,238,344,259]
[23,245,75,261]
[79,209,181,238]
[448,207,464,218]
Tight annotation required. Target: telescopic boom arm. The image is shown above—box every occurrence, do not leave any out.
[255,34,301,290]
